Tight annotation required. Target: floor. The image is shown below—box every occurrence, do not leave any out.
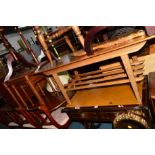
[68,122,112,129]
[0,122,112,129]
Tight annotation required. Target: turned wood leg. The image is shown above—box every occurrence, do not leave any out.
[72,26,84,47]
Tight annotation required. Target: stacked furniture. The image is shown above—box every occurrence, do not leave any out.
[0,29,70,128]
[36,26,155,128]
[1,26,155,128]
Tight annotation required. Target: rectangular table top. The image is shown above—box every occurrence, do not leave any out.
[66,81,143,108]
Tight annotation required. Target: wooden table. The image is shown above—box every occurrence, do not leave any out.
[37,35,155,105]
[62,77,149,125]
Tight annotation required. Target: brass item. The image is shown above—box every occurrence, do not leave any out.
[113,110,150,129]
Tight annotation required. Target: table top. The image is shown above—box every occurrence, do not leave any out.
[37,35,155,75]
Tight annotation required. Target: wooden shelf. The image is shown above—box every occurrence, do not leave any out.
[36,32,155,105]
[66,81,143,108]
[64,58,144,91]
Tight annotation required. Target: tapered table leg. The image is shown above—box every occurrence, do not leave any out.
[121,54,141,103]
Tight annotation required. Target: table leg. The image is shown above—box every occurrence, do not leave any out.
[53,73,72,104]
[121,54,141,103]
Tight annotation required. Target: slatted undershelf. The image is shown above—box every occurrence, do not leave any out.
[64,58,145,91]
[66,81,143,108]
[64,57,144,108]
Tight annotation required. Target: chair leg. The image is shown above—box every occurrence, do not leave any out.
[43,109,62,128]
[6,111,23,127]
[30,111,47,124]
[21,110,42,128]
[40,106,68,128]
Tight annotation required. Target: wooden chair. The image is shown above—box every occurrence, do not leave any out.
[0,31,45,128]
[4,71,70,128]
[15,27,40,65]
[42,27,155,108]
[0,41,69,128]
[33,26,85,64]
[0,77,38,128]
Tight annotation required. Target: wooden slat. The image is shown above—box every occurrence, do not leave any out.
[72,50,86,57]
[100,62,121,70]
[12,85,28,108]
[3,84,22,108]
[67,62,144,87]
[25,75,46,106]
[48,76,60,91]
[99,59,144,71]
[20,85,34,106]
[76,64,122,78]
[37,83,46,96]
[75,59,143,79]
[31,75,44,84]
[66,68,144,88]
[75,68,125,81]
[132,64,144,71]
[130,59,145,66]
[6,78,28,86]
[46,77,57,92]
[65,73,127,88]
[47,26,72,40]
[75,69,104,77]
[67,77,79,89]
[66,76,144,91]
[133,69,144,75]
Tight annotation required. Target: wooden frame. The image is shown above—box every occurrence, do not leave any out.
[3,70,70,128]
[34,26,85,64]
[15,27,40,65]
[36,36,155,104]
[36,33,155,107]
